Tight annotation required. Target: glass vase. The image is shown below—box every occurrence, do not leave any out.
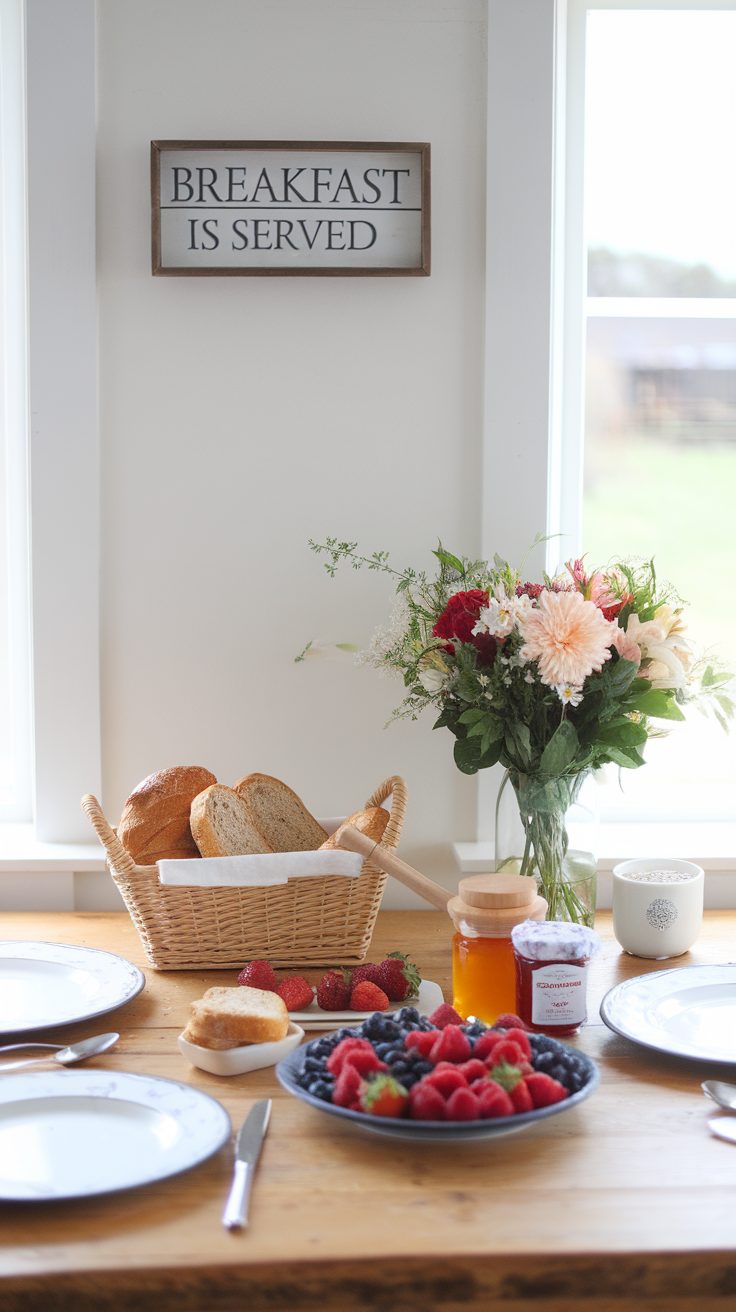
[494,770,597,927]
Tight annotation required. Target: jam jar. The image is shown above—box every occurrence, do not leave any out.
[511,919,601,1036]
[448,873,547,1025]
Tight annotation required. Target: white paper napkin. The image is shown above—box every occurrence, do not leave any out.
[157,849,364,888]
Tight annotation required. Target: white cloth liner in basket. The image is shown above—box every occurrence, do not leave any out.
[156,817,362,888]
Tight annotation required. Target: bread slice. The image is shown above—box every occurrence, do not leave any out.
[232,773,327,852]
[320,806,390,850]
[190,784,272,858]
[183,985,289,1049]
[118,765,217,865]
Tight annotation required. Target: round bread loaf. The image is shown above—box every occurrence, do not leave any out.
[117,765,217,865]
[319,806,390,850]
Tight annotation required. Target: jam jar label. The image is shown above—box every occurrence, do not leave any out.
[531,961,589,1026]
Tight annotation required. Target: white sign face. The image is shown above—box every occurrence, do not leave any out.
[151,142,430,276]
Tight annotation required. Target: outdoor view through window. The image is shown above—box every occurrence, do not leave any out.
[582,8,736,821]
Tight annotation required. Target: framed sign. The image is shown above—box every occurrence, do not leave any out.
[151,140,430,277]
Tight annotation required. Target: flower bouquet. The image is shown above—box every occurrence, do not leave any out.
[306,538,733,924]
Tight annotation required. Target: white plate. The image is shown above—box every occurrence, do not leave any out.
[0,1069,230,1200]
[600,964,736,1063]
[178,1020,305,1076]
[0,941,145,1036]
[288,979,445,1031]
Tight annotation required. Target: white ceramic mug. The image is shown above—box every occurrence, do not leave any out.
[612,858,704,959]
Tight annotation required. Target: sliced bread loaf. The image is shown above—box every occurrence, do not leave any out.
[117,765,217,865]
[232,773,327,852]
[320,805,390,850]
[190,784,273,858]
[183,985,289,1049]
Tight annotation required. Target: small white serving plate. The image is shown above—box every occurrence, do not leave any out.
[177,1020,304,1076]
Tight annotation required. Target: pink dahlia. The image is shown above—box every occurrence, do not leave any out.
[517,589,613,688]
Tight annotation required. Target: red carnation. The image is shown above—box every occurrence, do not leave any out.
[432,590,497,666]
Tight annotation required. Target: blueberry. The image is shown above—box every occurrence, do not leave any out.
[307,1079,334,1102]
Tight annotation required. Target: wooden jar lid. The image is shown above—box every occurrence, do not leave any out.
[448,872,547,936]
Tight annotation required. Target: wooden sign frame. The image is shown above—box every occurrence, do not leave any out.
[151,140,431,277]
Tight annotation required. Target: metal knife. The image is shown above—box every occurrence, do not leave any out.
[222,1098,272,1230]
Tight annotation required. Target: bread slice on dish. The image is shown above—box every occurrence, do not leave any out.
[232,773,327,852]
[320,806,390,850]
[183,985,289,1049]
[117,764,217,865]
[190,784,272,858]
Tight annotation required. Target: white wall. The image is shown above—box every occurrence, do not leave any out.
[96,0,488,905]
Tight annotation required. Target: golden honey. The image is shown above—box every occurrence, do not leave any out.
[447,872,547,1024]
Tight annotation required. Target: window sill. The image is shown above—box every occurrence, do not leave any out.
[0,825,106,871]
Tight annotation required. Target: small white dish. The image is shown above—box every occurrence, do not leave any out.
[178,1020,304,1076]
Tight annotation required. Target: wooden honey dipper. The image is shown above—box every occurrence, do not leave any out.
[332,822,452,912]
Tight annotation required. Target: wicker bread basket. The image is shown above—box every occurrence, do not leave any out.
[81,776,407,970]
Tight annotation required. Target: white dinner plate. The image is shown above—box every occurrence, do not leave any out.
[0,1069,231,1200]
[600,964,736,1063]
[0,941,145,1036]
[288,979,445,1031]
[177,1020,305,1076]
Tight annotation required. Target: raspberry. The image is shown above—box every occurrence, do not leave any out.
[457,1058,488,1084]
[472,1031,506,1062]
[327,1037,375,1076]
[332,1064,363,1109]
[374,952,422,1002]
[494,1012,530,1032]
[488,1038,527,1067]
[359,1073,409,1118]
[445,1086,481,1122]
[428,1003,464,1029]
[409,1080,446,1121]
[422,1064,468,1098]
[316,970,351,1010]
[524,1072,569,1109]
[237,959,277,991]
[350,980,390,1012]
[276,976,315,1011]
[429,1024,472,1065]
[499,1027,532,1061]
[404,1030,437,1057]
[476,1082,514,1118]
[341,1046,387,1077]
[350,963,381,987]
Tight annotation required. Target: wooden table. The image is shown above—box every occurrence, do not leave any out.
[2,910,736,1312]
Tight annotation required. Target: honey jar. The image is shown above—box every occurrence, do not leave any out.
[448,873,547,1024]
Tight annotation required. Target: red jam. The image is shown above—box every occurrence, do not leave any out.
[511,920,600,1036]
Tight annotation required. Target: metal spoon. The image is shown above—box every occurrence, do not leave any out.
[702,1079,736,1111]
[0,1031,119,1072]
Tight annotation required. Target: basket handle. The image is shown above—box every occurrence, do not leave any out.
[80,794,138,874]
[364,775,407,850]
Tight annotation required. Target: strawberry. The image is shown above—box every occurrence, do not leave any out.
[476,1081,514,1119]
[409,1080,446,1121]
[428,1003,464,1029]
[276,975,315,1011]
[524,1072,569,1109]
[445,1086,481,1122]
[494,1012,530,1032]
[404,1030,437,1057]
[423,1064,468,1098]
[327,1037,375,1076]
[350,962,381,987]
[373,952,422,1002]
[509,1079,534,1114]
[316,970,351,1010]
[332,1063,363,1109]
[237,959,277,991]
[429,1024,472,1066]
[350,980,390,1012]
[487,1060,523,1093]
[359,1074,409,1118]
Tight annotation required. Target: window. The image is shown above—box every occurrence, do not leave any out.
[0,0,32,821]
[573,3,736,824]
